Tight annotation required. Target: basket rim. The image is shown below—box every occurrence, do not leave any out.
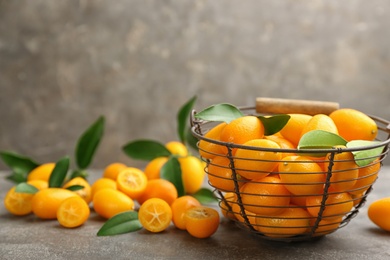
[190,106,390,155]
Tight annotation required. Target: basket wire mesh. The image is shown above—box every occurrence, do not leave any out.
[191,107,390,242]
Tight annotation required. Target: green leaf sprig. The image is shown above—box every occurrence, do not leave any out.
[75,116,105,170]
[298,130,385,166]
[258,114,291,136]
[97,211,142,236]
[194,103,244,123]
[0,151,40,183]
[1,116,105,186]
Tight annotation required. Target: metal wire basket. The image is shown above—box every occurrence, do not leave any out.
[190,103,390,242]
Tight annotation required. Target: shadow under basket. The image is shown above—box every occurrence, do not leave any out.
[190,106,390,242]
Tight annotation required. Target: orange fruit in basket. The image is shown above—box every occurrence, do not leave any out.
[220,116,264,154]
[368,197,390,232]
[137,179,178,205]
[349,159,380,196]
[198,122,227,159]
[324,147,359,192]
[139,198,172,233]
[144,157,168,180]
[278,156,326,196]
[207,156,238,192]
[279,114,312,147]
[300,114,338,138]
[234,139,282,180]
[265,135,296,158]
[239,176,291,216]
[220,192,236,220]
[306,192,354,221]
[329,108,378,141]
[103,162,127,180]
[171,195,201,230]
[184,206,220,238]
[309,217,343,236]
[166,141,188,157]
[231,201,257,226]
[116,167,148,201]
[255,206,311,238]
[290,195,308,207]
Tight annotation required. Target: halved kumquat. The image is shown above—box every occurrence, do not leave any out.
[138,198,172,233]
[116,167,148,200]
[57,196,90,228]
[184,206,220,239]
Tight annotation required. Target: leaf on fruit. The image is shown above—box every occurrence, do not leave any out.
[0,151,40,183]
[346,140,385,167]
[65,184,84,191]
[185,127,199,152]
[258,114,291,136]
[177,96,197,144]
[160,156,185,197]
[97,211,142,236]
[191,188,218,204]
[298,130,347,157]
[15,182,39,194]
[194,103,244,123]
[122,139,171,161]
[75,116,105,169]
[49,156,70,188]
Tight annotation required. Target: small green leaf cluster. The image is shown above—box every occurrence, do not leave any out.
[298,130,384,166]
[1,116,105,191]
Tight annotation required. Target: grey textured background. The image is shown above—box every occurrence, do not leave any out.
[1,0,390,170]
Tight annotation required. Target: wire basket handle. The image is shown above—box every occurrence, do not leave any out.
[256,97,340,115]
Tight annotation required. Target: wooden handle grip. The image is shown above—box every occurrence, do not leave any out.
[255,97,340,115]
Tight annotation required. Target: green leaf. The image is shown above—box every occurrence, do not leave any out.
[97,211,142,236]
[194,103,244,123]
[298,130,347,157]
[15,182,39,194]
[65,184,84,191]
[177,96,197,144]
[185,127,199,153]
[191,188,218,204]
[0,151,40,183]
[6,172,29,184]
[258,114,291,136]
[346,140,385,167]
[69,169,89,180]
[122,139,171,161]
[49,156,70,188]
[75,116,105,169]
[160,156,185,197]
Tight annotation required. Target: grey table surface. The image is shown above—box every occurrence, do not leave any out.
[1,167,390,260]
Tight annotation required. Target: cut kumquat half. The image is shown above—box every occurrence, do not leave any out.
[171,195,201,230]
[4,187,35,216]
[184,206,220,239]
[57,196,90,228]
[116,167,148,200]
[138,198,172,233]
